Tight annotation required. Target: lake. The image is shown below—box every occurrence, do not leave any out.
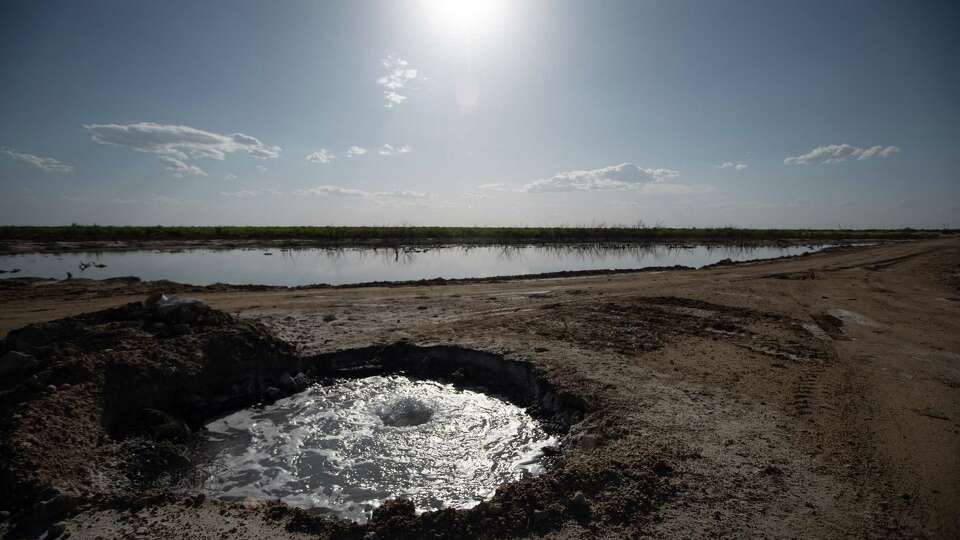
[0,243,833,287]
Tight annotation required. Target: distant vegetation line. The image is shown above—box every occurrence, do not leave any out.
[0,225,951,244]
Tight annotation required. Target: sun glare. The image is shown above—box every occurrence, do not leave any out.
[421,0,508,41]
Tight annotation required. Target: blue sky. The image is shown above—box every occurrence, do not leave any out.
[1,0,957,227]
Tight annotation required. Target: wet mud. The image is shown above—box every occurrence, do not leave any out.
[1,237,959,538]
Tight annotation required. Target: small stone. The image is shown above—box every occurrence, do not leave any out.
[169,324,191,336]
[264,387,282,400]
[277,372,297,391]
[322,314,336,322]
[46,384,58,393]
[572,491,587,507]
[652,460,674,477]
[541,445,561,456]
[579,434,599,450]
[0,350,37,378]
[46,522,66,539]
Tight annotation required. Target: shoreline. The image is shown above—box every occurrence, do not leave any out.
[1,237,958,538]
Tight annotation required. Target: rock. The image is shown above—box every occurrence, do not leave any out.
[46,384,58,393]
[145,292,164,307]
[277,372,297,392]
[46,522,66,539]
[0,510,10,521]
[569,491,591,520]
[0,350,37,379]
[264,387,282,400]
[143,409,191,440]
[579,434,599,450]
[652,460,674,477]
[541,445,561,456]
[169,324,191,337]
[322,314,337,322]
[152,294,206,324]
[371,499,416,523]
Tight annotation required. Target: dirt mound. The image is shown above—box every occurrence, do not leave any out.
[0,297,301,536]
[0,299,676,539]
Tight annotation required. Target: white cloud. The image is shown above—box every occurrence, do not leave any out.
[296,185,432,200]
[377,54,419,109]
[221,189,281,198]
[477,182,515,192]
[256,164,268,172]
[378,144,412,156]
[159,156,207,177]
[719,162,748,170]
[523,163,680,193]
[347,146,368,157]
[306,148,335,164]
[1,148,73,173]
[224,173,238,181]
[784,144,900,165]
[84,122,281,161]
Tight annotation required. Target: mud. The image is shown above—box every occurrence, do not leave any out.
[1,237,959,538]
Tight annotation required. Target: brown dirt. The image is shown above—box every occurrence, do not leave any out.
[0,237,958,538]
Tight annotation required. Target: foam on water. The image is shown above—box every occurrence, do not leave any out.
[202,375,556,522]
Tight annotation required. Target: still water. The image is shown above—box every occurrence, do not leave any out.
[0,243,831,287]
[202,375,554,522]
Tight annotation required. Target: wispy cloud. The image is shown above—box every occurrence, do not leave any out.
[224,184,443,208]
[306,148,335,164]
[1,148,73,173]
[378,144,412,156]
[296,185,432,200]
[224,173,238,181]
[719,162,748,170]
[84,122,280,176]
[221,189,281,199]
[159,156,206,177]
[84,122,280,160]
[377,54,419,109]
[347,146,368,157]
[523,163,679,193]
[477,182,516,192]
[784,144,900,165]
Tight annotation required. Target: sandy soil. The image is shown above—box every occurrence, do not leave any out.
[1,237,958,538]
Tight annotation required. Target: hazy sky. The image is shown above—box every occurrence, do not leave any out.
[1,0,958,227]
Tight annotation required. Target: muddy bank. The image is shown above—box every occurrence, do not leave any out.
[1,237,958,538]
[0,298,673,539]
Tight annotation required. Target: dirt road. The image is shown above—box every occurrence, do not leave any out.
[1,237,958,538]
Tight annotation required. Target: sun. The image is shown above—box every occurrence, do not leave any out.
[420,0,508,41]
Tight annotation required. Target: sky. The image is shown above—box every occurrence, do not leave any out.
[1,0,958,228]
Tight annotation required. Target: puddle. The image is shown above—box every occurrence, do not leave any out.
[202,374,555,522]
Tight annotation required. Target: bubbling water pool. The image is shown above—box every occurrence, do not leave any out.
[202,375,556,522]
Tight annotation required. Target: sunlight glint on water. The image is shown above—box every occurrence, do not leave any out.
[202,375,555,522]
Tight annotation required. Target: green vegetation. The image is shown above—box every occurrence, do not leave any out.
[0,225,951,246]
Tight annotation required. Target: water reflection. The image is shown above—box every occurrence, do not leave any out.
[0,242,833,287]
[202,375,554,522]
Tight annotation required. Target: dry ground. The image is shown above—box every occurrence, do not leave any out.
[1,237,958,538]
